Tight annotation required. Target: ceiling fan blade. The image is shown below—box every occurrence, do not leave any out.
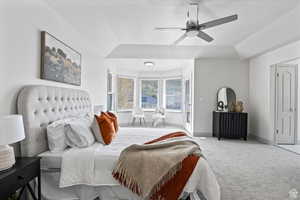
[197,31,214,42]
[173,33,187,45]
[155,27,185,30]
[199,14,238,30]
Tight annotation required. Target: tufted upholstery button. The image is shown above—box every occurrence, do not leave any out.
[44,109,47,113]
[46,97,50,101]
[38,97,42,101]
[52,108,55,112]
[34,111,38,115]
[61,97,64,101]
[55,97,58,101]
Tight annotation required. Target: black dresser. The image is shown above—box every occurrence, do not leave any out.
[212,111,248,140]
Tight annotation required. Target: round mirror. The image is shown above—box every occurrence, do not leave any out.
[217,87,236,112]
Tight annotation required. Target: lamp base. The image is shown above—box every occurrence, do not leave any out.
[0,145,15,171]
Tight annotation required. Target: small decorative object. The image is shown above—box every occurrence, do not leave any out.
[41,31,82,86]
[228,102,236,112]
[234,101,244,112]
[288,188,298,200]
[217,101,224,111]
[0,115,25,171]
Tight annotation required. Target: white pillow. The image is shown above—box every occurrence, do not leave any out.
[65,118,95,148]
[46,118,76,152]
[91,117,105,144]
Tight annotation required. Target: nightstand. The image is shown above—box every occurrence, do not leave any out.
[0,157,41,200]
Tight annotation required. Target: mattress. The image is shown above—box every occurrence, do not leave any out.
[39,150,63,169]
[39,127,183,170]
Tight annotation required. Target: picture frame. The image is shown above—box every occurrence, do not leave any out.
[41,31,82,86]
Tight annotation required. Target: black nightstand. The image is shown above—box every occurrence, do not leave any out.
[0,157,41,200]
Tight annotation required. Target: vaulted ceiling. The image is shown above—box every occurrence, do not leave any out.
[45,0,300,59]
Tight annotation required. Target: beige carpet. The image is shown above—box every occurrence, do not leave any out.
[196,137,300,200]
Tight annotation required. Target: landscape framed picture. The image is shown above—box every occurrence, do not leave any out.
[41,31,81,86]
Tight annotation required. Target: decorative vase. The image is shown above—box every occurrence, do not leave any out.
[235,101,244,112]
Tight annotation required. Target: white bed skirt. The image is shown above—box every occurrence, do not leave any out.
[41,172,200,200]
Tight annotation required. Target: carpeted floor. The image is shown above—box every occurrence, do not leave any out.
[196,137,300,200]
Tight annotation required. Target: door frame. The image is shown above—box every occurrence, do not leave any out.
[271,64,298,145]
[184,72,193,133]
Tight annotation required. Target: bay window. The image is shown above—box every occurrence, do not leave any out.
[164,79,182,111]
[140,79,159,110]
[117,77,135,111]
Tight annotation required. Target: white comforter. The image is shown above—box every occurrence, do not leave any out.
[59,127,220,200]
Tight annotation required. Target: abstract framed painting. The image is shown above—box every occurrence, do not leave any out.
[41,31,81,86]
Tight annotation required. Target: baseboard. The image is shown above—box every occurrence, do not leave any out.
[119,122,184,129]
[193,132,212,137]
[249,134,274,145]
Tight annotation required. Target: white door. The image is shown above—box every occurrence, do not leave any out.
[276,65,297,144]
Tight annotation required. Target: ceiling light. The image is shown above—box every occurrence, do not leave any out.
[144,61,155,68]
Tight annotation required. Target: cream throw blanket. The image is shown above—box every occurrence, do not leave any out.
[112,135,202,199]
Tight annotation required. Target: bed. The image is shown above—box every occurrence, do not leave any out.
[17,85,220,200]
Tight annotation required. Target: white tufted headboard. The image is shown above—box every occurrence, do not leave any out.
[17,85,93,156]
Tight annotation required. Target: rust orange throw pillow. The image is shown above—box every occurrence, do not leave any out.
[94,112,116,145]
[105,112,119,132]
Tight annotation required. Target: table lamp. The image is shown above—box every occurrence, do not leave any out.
[0,115,25,171]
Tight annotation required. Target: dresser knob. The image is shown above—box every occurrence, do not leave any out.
[17,175,24,180]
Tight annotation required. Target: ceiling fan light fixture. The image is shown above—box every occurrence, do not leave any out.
[186,30,199,37]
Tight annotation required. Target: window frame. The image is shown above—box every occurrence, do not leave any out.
[107,71,114,111]
[116,75,136,112]
[163,77,183,112]
[139,78,160,111]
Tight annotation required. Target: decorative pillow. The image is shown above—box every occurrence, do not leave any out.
[46,118,76,152]
[91,112,116,145]
[105,112,119,132]
[65,118,95,148]
[91,117,105,144]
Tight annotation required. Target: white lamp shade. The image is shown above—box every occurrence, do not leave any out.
[0,115,25,145]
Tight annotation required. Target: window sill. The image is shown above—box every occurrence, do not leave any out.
[166,110,182,113]
[117,110,133,113]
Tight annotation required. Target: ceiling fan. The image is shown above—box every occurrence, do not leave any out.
[155,3,238,45]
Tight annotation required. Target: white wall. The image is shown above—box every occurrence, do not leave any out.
[0,0,108,115]
[249,40,300,144]
[193,59,249,136]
